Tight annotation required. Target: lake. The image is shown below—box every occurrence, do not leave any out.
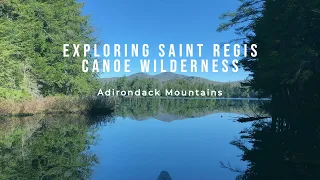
[1,98,319,180]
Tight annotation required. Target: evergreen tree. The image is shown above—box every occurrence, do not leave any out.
[218,0,320,103]
[0,0,98,99]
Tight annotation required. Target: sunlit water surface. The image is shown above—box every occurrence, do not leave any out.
[1,99,263,180]
[91,113,250,180]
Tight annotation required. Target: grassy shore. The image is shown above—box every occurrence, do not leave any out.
[0,96,115,117]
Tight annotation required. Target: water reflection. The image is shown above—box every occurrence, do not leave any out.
[222,100,320,180]
[114,98,266,121]
[0,115,114,180]
[0,99,268,179]
[91,98,262,179]
[157,171,172,180]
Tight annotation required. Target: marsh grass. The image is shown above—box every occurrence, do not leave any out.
[0,96,114,117]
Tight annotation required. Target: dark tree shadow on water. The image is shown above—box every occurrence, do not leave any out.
[220,100,320,180]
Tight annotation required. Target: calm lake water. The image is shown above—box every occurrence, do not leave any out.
[91,113,250,180]
[6,98,319,180]
[88,99,260,179]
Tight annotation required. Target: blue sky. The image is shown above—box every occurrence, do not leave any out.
[80,0,248,82]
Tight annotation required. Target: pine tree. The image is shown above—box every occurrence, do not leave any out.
[0,0,99,99]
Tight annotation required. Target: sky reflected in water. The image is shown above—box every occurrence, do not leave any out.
[91,112,251,180]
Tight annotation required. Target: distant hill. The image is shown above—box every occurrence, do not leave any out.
[153,72,187,81]
[100,72,240,85]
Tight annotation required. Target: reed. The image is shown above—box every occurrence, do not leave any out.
[0,96,114,117]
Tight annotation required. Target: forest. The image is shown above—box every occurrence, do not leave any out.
[0,0,98,99]
[217,1,320,178]
[1,0,319,109]
[217,0,320,105]
[103,76,258,98]
[1,0,320,179]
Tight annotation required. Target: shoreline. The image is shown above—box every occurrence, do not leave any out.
[0,96,269,118]
[0,96,114,118]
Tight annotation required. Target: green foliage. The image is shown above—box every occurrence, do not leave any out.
[217,0,263,37]
[104,76,258,98]
[0,87,31,100]
[0,0,98,98]
[218,0,320,102]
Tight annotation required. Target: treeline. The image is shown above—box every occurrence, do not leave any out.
[104,77,258,98]
[218,0,320,103]
[0,0,98,100]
